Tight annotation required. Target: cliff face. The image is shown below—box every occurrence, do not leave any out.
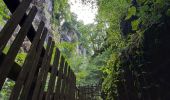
[59,22,86,56]
[32,0,53,31]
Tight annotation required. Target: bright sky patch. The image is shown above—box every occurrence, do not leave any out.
[68,0,98,25]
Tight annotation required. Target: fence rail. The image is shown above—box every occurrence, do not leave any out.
[0,0,78,100]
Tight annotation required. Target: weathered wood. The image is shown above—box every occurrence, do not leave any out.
[0,1,78,99]
[54,56,65,100]
[0,0,44,83]
[70,70,76,100]
[0,0,32,54]
[0,6,37,90]
[38,41,55,100]
[3,0,38,42]
[0,52,20,81]
[45,48,60,100]
[32,37,52,100]
[60,62,68,99]
[9,21,45,100]
[3,0,47,80]
[70,70,75,100]
[20,31,50,100]
[69,70,73,100]
[65,67,71,100]
[73,73,76,100]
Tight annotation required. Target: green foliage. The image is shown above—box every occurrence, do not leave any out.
[97,0,170,99]
[131,0,169,29]
[3,46,27,66]
[3,46,10,54]
[0,1,10,25]
[15,53,27,66]
[57,42,77,58]
[125,6,136,20]
[56,15,108,85]
[131,19,140,31]
[0,79,15,100]
[53,0,71,26]
[1,0,168,99]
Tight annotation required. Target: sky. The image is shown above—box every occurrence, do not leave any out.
[68,0,98,25]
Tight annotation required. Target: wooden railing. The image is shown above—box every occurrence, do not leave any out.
[0,0,77,100]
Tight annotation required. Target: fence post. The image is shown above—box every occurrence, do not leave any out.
[54,56,65,100]
[0,1,78,100]
[38,41,55,100]
[0,6,37,90]
[45,48,60,100]
[0,0,32,54]
[9,21,46,100]
[32,37,52,100]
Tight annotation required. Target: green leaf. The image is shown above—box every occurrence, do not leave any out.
[131,20,140,31]
[125,6,136,20]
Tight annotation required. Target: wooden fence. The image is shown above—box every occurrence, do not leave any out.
[0,0,77,100]
[76,84,102,100]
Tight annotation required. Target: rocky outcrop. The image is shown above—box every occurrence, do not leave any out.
[32,0,53,31]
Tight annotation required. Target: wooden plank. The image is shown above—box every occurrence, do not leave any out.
[69,67,72,100]
[1,3,78,100]
[0,6,37,90]
[65,67,71,100]
[45,48,60,100]
[54,56,65,100]
[0,52,20,81]
[18,31,49,100]
[60,62,68,100]
[73,73,76,100]
[3,0,46,57]
[70,70,76,100]
[9,21,45,100]
[70,70,74,100]
[0,0,32,54]
[32,37,52,100]
[2,0,46,83]
[68,70,72,100]
[38,41,55,100]
[3,0,37,42]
